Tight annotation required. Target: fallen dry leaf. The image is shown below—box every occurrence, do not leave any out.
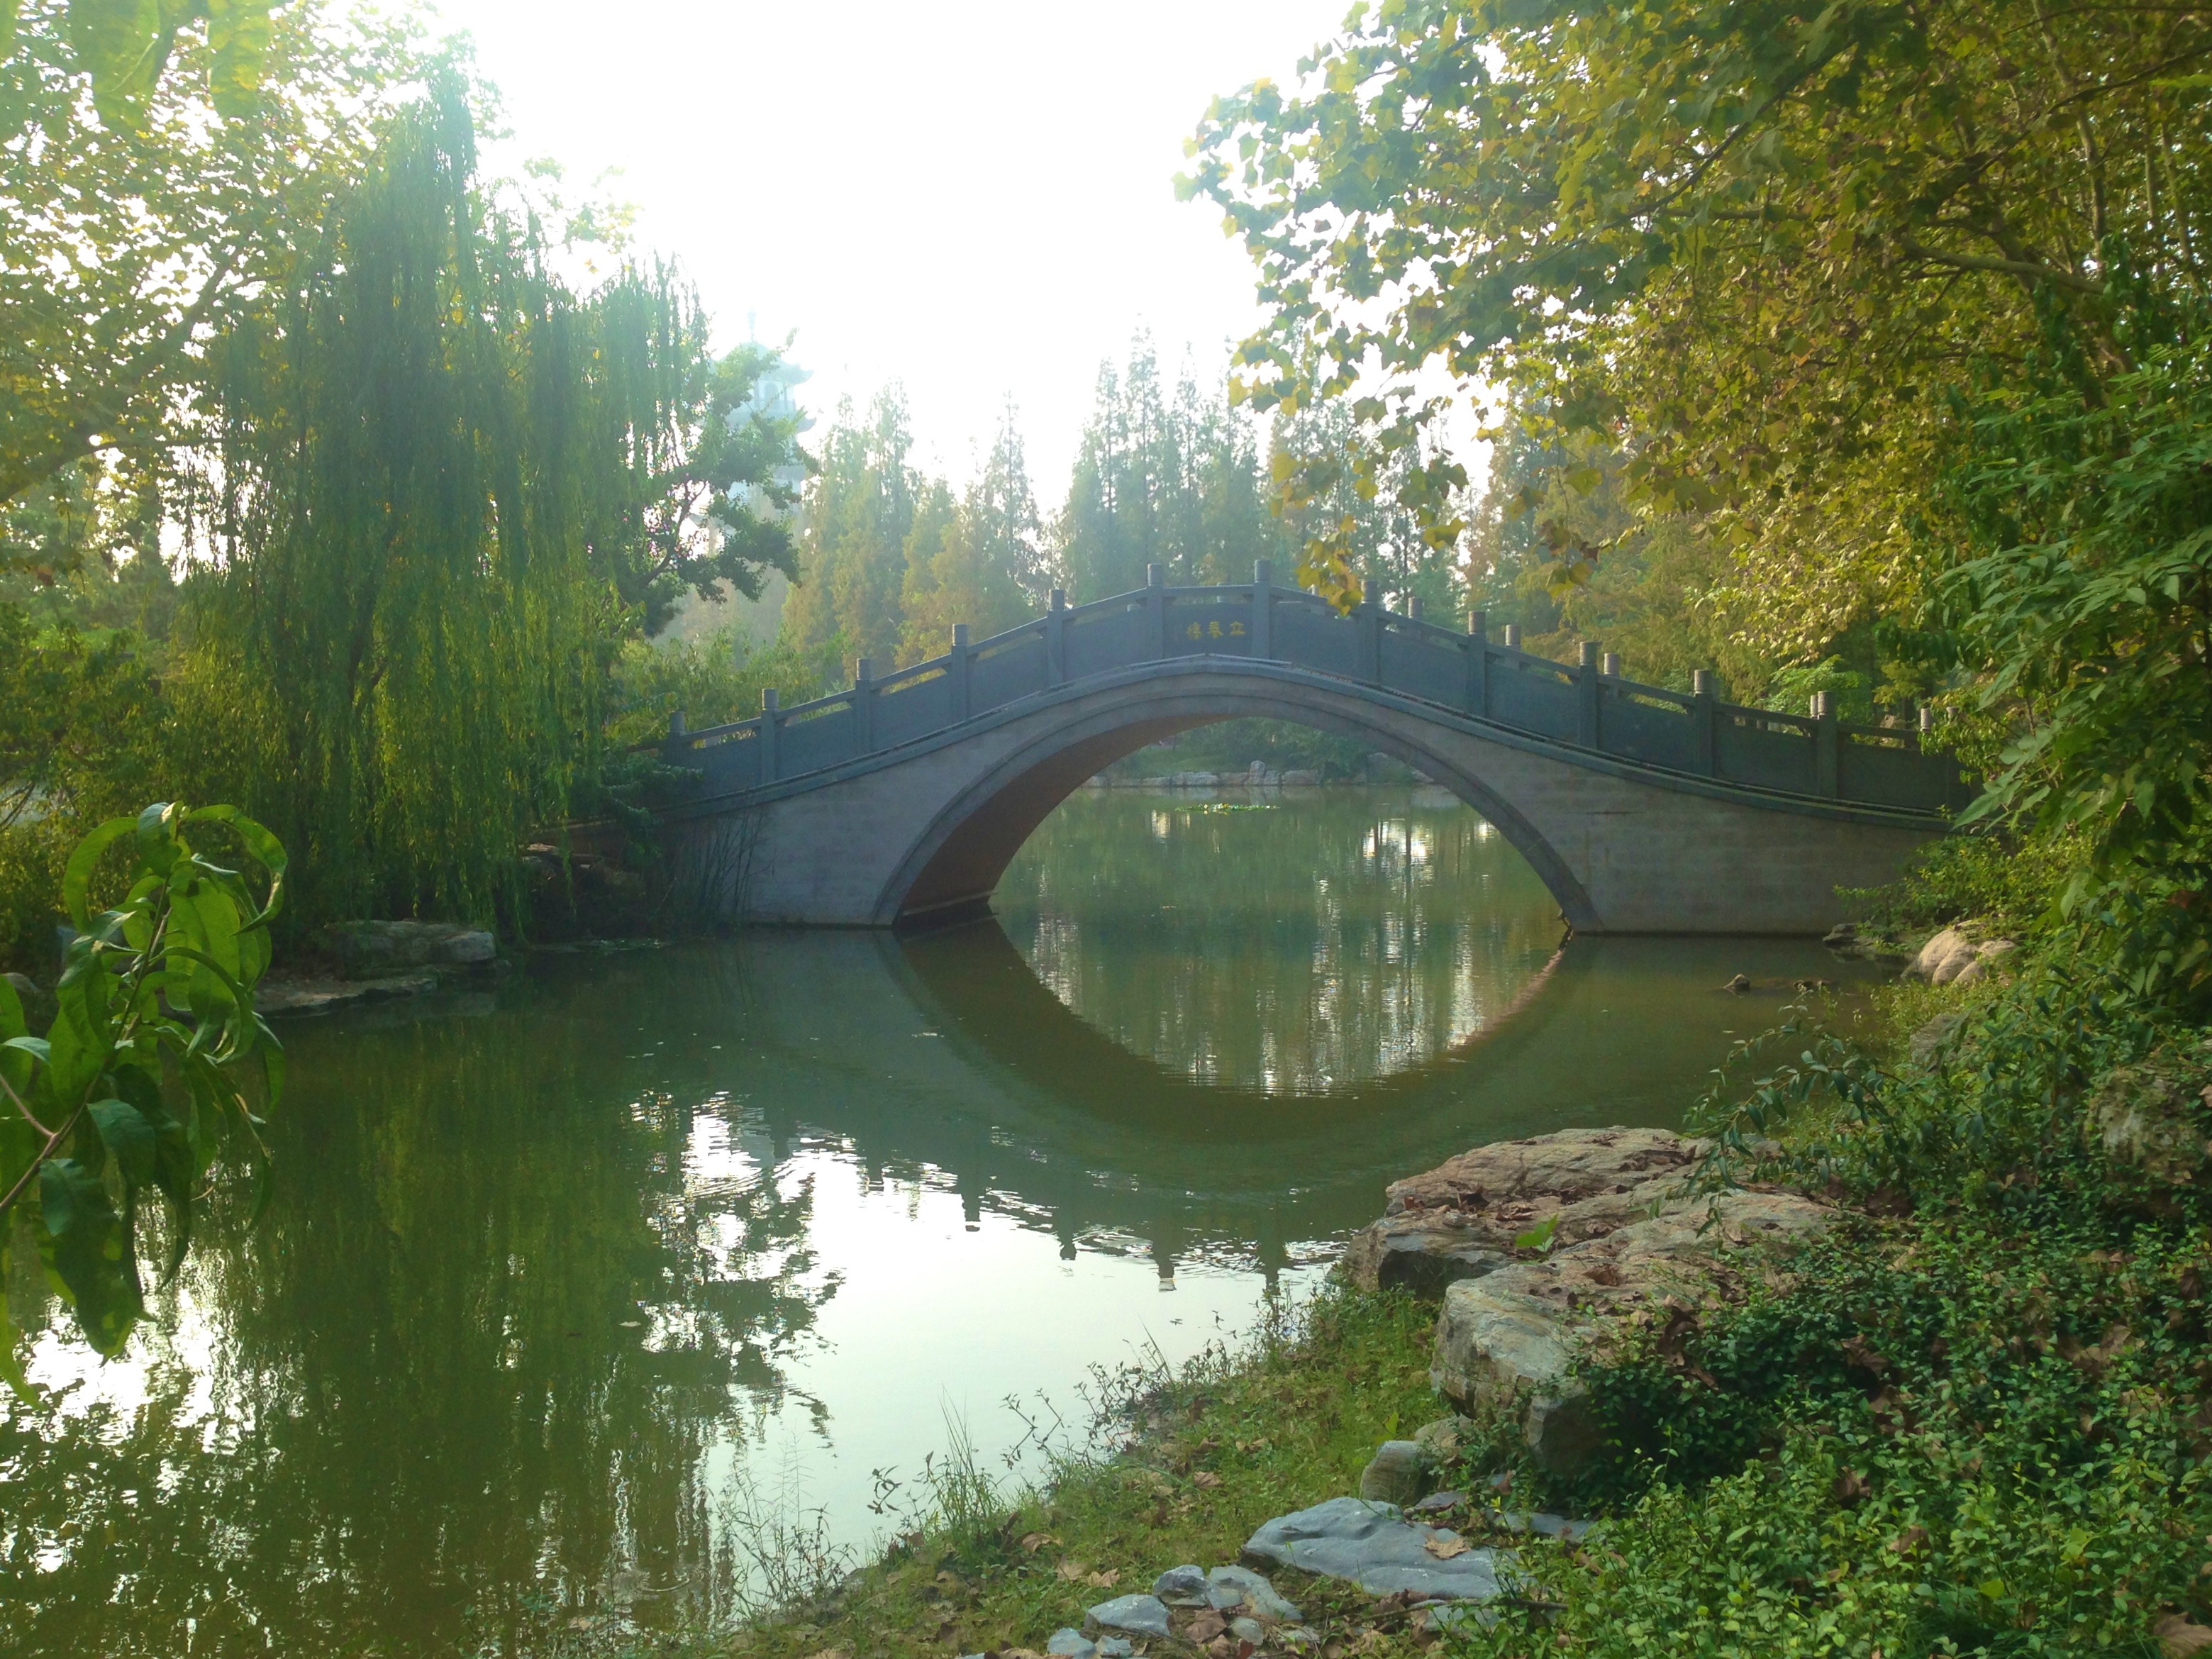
[1886,1525,1929,1553]
[1055,1560,1089,1582]
[1194,1470,1223,1489]
[1186,1611,1228,1643]
[1018,1531,1056,1554]
[2159,1614,2212,1658]
[1423,1533,1472,1559]
[1084,1569,1121,1589]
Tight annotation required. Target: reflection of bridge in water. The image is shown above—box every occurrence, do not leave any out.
[565,928,1879,1282]
[665,566,1969,934]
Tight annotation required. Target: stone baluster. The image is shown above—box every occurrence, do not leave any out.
[1577,641,1601,748]
[1466,609,1489,718]
[1503,622,1521,648]
[1047,589,1067,687]
[1251,560,1273,658]
[950,624,971,722]
[759,688,779,784]
[1693,669,1718,775]
[1811,689,1840,797]
[1357,579,1383,684]
[1146,564,1167,659]
[852,658,874,755]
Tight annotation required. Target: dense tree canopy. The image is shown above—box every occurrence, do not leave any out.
[1185,0,2212,637]
[1,0,417,556]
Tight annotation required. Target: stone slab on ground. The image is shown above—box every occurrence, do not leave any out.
[1431,1187,1835,1473]
[1083,1593,1170,1640]
[257,973,440,1016]
[1241,1497,1513,1602]
[1343,1127,1712,1297]
[330,919,496,976]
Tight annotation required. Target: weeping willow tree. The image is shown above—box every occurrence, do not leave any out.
[172,81,801,926]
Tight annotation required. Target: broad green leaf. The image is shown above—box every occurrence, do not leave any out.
[188,804,287,924]
[38,964,111,1116]
[61,815,137,932]
[204,0,269,118]
[110,1062,192,1262]
[134,800,181,876]
[0,0,18,60]
[88,1097,157,1185]
[38,1157,140,1355]
[0,1236,28,1402]
[67,0,168,130]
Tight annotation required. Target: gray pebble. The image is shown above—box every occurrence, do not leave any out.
[1045,1631,1094,1658]
[1085,1593,1171,1640]
[1230,1616,1267,1646]
[1095,1641,1133,1659]
[1152,1563,1211,1606]
[1206,1563,1301,1622]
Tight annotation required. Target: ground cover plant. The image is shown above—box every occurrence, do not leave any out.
[1443,945,2212,1658]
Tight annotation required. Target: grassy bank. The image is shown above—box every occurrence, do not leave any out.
[562,925,2212,1659]
[585,1290,1443,1659]
[1451,953,2212,1658]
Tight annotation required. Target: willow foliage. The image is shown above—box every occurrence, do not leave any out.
[173,83,786,926]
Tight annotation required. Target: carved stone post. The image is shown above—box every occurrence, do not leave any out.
[759,688,779,784]
[1812,689,1840,798]
[950,624,971,722]
[852,658,874,755]
[1466,610,1488,718]
[1047,589,1067,687]
[1358,579,1383,684]
[1693,669,1718,776]
[1577,642,1601,748]
[1251,560,1272,658]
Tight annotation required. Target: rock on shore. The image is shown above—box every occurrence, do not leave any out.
[1904,924,2016,987]
[1344,1126,1835,1477]
[1430,1189,1834,1472]
[1342,1127,1713,1297]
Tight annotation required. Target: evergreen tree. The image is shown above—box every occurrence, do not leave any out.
[1057,338,1288,599]
[778,390,921,673]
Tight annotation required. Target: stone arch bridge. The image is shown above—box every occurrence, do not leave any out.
[661,566,1970,935]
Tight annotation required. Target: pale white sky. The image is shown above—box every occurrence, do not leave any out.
[419,0,1354,499]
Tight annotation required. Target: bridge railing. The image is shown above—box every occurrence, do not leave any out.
[666,562,1972,816]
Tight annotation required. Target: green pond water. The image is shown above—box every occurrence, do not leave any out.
[0,787,1877,1656]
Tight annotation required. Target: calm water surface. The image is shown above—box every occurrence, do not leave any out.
[1,788,1874,1656]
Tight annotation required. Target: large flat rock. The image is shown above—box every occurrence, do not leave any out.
[1432,1189,1835,1472]
[1242,1497,1513,1602]
[1344,1127,1709,1296]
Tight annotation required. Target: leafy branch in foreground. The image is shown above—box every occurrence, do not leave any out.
[0,801,285,1377]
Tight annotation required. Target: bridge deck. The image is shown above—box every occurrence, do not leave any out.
[665,565,1971,819]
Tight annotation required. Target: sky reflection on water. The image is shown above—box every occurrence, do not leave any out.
[0,789,1878,1656]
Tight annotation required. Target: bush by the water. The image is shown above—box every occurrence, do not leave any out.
[1451,951,2212,1657]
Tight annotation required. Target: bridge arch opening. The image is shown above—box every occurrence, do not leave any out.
[880,688,1599,932]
